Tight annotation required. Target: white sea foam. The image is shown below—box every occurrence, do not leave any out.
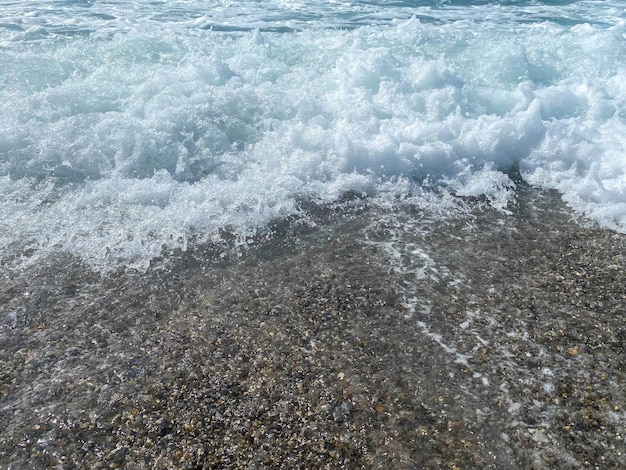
[1,1,625,269]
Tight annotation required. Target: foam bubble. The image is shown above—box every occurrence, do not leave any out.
[1,1,626,269]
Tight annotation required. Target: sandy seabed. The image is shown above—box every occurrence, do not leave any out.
[1,187,625,469]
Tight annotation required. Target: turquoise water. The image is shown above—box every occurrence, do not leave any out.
[1,0,626,270]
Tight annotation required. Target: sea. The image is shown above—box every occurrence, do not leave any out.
[1,0,625,271]
[1,1,626,468]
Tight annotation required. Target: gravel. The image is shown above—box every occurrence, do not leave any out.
[1,187,625,469]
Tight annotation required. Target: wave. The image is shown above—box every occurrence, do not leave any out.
[1,3,625,270]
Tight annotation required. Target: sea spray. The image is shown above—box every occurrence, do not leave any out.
[1,1,625,271]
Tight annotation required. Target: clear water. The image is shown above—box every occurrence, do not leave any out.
[2,4,626,468]
[1,0,626,270]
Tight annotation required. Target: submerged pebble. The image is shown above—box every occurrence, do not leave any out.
[0,190,625,468]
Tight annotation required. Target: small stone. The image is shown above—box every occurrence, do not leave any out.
[568,346,580,356]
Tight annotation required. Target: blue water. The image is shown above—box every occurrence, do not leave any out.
[1,0,626,270]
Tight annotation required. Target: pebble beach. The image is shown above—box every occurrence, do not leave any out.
[1,188,625,469]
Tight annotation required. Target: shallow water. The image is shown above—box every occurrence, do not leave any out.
[2,1,626,467]
[1,188,624,468]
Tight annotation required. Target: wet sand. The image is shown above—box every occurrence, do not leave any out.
[1,188,625,469]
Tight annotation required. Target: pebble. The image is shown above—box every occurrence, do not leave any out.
[0,190,624,468]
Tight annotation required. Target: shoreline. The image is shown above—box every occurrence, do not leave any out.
[1,188,625,469]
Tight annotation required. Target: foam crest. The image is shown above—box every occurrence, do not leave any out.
[1,2,626,269]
